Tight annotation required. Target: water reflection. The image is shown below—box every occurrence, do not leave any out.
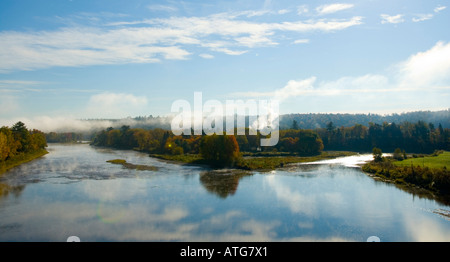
[0,183,25,199]
[402,212,450,241]
[301,153,391,167]
[264,174,317,216]
[199,169,253,198]
[433,209,450,221]
[0,144,449,242]
[390,180,450,206]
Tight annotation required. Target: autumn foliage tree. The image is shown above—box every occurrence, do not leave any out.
[0,122,47,163]
[199,134,240,167]
[278,129,324,156]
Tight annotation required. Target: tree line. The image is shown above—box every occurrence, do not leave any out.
[280,109,450,130]
[45,132,84,143]
[0,122,47,162]
[315,121,449,153]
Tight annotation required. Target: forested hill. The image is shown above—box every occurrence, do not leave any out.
[279,109,450,130]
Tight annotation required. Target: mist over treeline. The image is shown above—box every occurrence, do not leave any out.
[3,115,170,135]
[8,109,447,140]
[42,115,170,142]
[279,109,450,130]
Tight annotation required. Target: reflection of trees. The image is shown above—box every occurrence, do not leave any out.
[0,183,25,198]
[389,182,450,206]
[199,170,253,198]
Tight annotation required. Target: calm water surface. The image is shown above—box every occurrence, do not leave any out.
[0,144,449,242]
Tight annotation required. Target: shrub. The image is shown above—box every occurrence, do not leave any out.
[372,147,383,162]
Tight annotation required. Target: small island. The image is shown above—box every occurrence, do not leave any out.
[106,159,159,171]
[150,150,357,171]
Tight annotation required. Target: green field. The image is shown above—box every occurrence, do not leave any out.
[394,151,450,169]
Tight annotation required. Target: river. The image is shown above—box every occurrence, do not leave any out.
[0,143,449,242]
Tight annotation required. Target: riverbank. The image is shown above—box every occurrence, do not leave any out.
[0,149,49,175]
[362,153,450,201]
[150,151,358,171]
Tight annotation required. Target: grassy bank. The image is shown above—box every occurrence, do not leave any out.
[0,149,49,175]
[362,152,450,197]
[150,151,357,171]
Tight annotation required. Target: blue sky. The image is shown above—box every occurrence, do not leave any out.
[0,0,449,130]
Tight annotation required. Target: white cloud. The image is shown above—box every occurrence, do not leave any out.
[199,53,214,59]
[397,41,450,88]
[126,14,362,50]
[434,5,447,13]
[274,77,317,100]
[0,11,363,72]
[238,10,270,17]
[207,47,248,56]
[412,14,434,22]
[0,80,45,91]
[297,5,309,15]
[147,5,178,12]
[85,92,148,119]
[0,28,192,72]
[318,74,391,94]
[278,9,290,15]
[233,74,390,101]
[276,16,363,32]
[380,14,405,24]
[235,34,277,48]
[231,41,450,113]
[0,80,44,86]
[316,3,354,15]
[233,77,317,101]
[293,39,310,44]
[89,92,147,107]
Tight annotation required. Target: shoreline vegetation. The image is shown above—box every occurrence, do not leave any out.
[362,150,450,202]
[1,122,48,175]
[0,149,48,175]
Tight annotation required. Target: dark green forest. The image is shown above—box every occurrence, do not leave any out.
[280,109,450,130]
[316,120,449,153]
